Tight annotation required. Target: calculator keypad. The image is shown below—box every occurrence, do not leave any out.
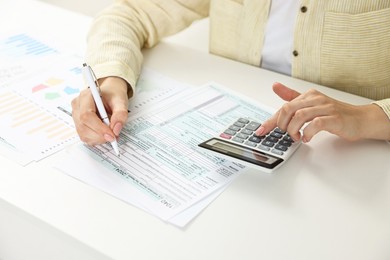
[219,118,294,156]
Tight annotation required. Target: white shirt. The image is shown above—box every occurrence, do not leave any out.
[261,0,300,76]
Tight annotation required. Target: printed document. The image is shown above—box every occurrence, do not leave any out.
[56,82,276,226]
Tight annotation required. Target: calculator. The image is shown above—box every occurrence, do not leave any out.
[198,118,301,173]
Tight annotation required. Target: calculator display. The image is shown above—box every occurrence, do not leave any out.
[199,138,283,169]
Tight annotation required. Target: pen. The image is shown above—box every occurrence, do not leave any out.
[81,63,120,157]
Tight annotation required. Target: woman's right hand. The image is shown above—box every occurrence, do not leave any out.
[71,76,130,146]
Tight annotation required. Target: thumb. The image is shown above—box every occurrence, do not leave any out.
[109,97,128,137]
[272,82,300,102]
[99,77,129,137]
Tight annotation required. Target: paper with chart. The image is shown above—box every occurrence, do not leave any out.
[0,31,81,164]
[0,32,72,88]
[56,82,276,226]
[0,56,83,163]
[0,31,188,164]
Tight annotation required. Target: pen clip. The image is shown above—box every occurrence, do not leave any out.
[89,66,101,94]
[84,63,101,94]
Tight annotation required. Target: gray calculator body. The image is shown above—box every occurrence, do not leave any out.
[199,118,301,173]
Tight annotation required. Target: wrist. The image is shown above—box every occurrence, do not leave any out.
[98,76,130,97]
[358,104,390,140]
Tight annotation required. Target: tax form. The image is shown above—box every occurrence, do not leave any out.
[56,82,275,226]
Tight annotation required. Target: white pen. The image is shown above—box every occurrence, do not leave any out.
[81,63,120,157]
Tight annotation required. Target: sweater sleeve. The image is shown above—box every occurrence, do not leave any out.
[85,0,210,95]
[373,99,390,120]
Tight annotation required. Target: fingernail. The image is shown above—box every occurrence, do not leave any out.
[104,134,114,142]
[113,122,123,136]
[256,126,265,136]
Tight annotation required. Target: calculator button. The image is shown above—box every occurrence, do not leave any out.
[229,125,241,131]
[245,122,261,131]
[224,129,236,136]
[220,133,232,139]
[275,144,288,151]
[271,149,284,156]
[261,140,275,147]
[265,136,279,143]
[274,128,286,134]
[233,122,245,128]
[248,136,261,143]
[240,129,253,135]
[278,140,292,147]
[253,132,266,138]
[238,118,250,124]
[245,141,257,147]
[232,137,245,143]
[258,145,271,152]
[270,132,283,139]
[236,133,249,139]
[283,135,294,142]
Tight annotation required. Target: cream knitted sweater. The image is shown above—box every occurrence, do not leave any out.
[86,0,390,118]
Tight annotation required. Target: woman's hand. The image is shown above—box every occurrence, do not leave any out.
[71,76,130,146]
[256,83,390,142]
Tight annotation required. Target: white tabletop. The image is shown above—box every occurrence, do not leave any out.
[1,1,389,260]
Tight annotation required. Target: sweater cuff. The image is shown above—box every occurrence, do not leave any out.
[372,98,390,120]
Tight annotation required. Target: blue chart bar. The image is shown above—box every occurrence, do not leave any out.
[70,67,82,75]
[0,33,57,58]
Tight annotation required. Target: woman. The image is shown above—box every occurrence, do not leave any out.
[72,0,390,145]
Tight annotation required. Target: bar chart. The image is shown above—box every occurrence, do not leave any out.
[0,54,83,162]
[0,88,78,160]
[0,33,58,58]
[0,32,69,88]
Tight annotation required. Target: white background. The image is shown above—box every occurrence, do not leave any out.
[38,0,111,16]
[2,1,390,260]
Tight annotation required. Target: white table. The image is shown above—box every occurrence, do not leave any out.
[1,1,389,260]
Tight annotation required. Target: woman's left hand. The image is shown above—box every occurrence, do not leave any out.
[256,83,390,142]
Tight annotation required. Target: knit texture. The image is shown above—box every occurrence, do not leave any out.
[86,0,390,118]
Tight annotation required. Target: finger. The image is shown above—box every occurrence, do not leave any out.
[272,82,301,102]
[276,90,329,132]
[110,109,128,137]
[78,89,114,144]
[256,83,301,136]
[78,125,106,145]
[277,98,308,132]
[103,95,128,137]
[72,96,102,145]
[256,111,279,136]
[286,106,330,141]
[301,116,338,143]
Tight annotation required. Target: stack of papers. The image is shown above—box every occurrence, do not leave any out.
[55,82,275,227]
[1,31,275,227]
